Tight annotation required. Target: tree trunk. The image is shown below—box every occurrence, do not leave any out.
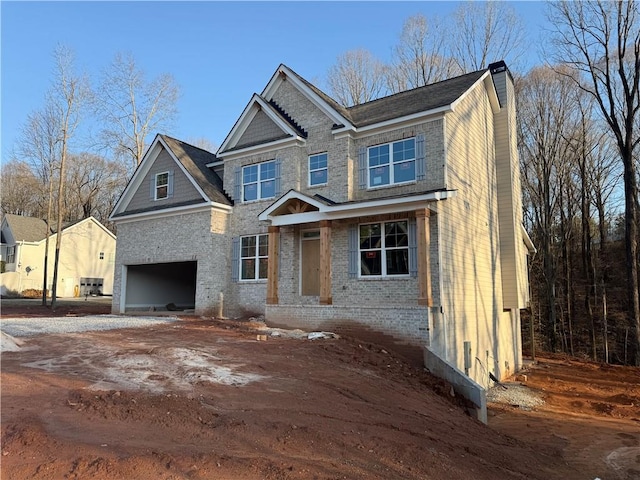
[622,152,640,365]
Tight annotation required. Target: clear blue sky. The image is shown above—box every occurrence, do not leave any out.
[1,1,549,162]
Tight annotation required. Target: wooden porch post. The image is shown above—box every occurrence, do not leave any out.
[416,209,433,306]
[319,220,332,305]
[267,226,279,304]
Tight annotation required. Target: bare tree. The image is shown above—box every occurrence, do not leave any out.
[94,52,179,171]
[518,65,577,352]
[451,1,526,72]
[184,137,217,153]
[0,160,42,216]
[66,152,128,224]
[386,14,460,93]
[14,100,65,304]
[48,45,91,309]
[326,49,387,106]
[549,0,640,364]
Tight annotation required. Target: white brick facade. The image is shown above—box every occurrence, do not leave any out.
[111,63,529,389]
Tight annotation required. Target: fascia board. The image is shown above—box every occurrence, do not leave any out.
[263,65,354,130]
[332,106,452,139]
[217,136,306,160]
[217,94,262,153]
[521,224,537,254]
[258,190,328,219]
[255,96,304,136]
[110,135,164,216]
[157,136,211,202]
[483,75,501,113]
[261,191,457,226]
[110,202,231,224]
[449,70,492,111]
[64,216,117,240]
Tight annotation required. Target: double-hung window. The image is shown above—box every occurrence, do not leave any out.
[155,172,169,200]
[359,220,409,277]
[368,138,416,188]
[240,234,268,280]
[243,161,276,202]
[309,153,328,186]
[6,246,15,264]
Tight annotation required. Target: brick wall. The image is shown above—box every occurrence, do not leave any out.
[112,208,229,315]
[266,303,436,365]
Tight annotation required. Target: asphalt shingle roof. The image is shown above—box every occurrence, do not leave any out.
[286,65,488,128]
[3,214,49,242]
[160,135,232,206]
[346,69,488,127]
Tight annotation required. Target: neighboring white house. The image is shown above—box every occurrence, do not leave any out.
[0,215,116,297]
[110,62,534,420]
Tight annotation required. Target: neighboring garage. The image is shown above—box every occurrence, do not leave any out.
[124,261,197,311]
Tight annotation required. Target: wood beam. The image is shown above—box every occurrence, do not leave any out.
[416,209,433,306]
[319,220,332,305]
[266,226,279,304]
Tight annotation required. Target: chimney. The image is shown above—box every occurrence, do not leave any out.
[489,61,510,108]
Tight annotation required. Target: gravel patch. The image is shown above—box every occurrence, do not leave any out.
[487,382,545,410]
[0,315,179,339]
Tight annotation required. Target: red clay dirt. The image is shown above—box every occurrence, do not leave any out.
[1,306,639,479]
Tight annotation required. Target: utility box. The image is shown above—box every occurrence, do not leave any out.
[80,277,104,296]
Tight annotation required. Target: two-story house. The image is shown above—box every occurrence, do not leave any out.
[109,62,533,400]
[1,215,116,297]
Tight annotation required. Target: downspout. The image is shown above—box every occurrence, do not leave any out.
[17,240,25,293]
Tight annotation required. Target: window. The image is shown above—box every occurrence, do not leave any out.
[155,172,169,200]
[99,252,104,260]
[6,246,15,264]
[368,138,415,187]
[359,220,409,276]
[240,234,269,280]
[309,153,328,186]
[243,161,276,201]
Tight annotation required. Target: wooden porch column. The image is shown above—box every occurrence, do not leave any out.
[266,226,279,304]
[416,209,433,306]
[319,220,332,305]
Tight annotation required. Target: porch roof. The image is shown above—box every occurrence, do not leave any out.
[258,189,456,226]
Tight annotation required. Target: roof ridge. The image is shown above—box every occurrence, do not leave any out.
[348,68,488,111]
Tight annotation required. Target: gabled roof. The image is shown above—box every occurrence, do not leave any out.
[346,69,488,128]
[1,215,116,244]
[2,214,49,242]
[217,93,308,155]
[110,134,232,220]
[258,189,457,227]
[160,135,231,206]
[218,64,495,156]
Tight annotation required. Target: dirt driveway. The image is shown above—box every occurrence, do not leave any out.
[1,311,639,479]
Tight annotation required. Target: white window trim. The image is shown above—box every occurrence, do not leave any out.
[308,152,328,187]
[239,234,269,281]
[242,161,276,202]
[367,138,416,189]
[155,171,169,200]
[359,220,410,278]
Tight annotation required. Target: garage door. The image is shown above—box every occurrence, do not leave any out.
[124,261,197,311]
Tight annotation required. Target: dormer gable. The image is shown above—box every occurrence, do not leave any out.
[217,65,354,159]
[110,134,231,221]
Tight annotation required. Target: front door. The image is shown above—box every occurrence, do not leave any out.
[301,230,320,296]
